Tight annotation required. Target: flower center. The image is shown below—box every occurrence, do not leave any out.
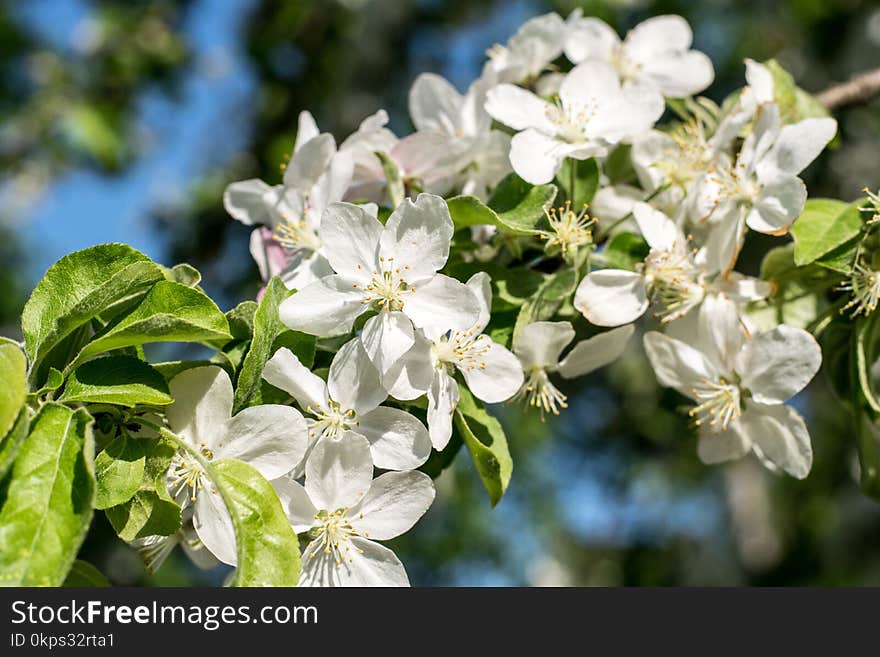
[840,262,880,317]
[642,241,704,322]
[516,367,568,417]
[611,46,641,82]
[307,399,358,441]
[309,508,364,566]
[168,443,214,502]
[710,165,761,207]
[689,378,741,430]
[355,257,414,312]
[271,196,321,252]
[435,328,491,373]
[540,201,596,255]
[545,96,597,143]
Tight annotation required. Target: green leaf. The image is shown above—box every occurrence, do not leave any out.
[557,157,600,208]
[748,243,823,331]
[21,244,165,382]
[454,386,512,507]
[63,560,110,587]
[273,331,316,369]
[602,231,650,271]
[234,277,290,413]
[0,339,27,441]
[0,404,95,586]
[105,436,181,541]
[446,261,544,312]
[376,151,405,209]
[226,301,259,341]
[31,368,64,399]
[815,235,858,274]
[74,281,231,365]
[211,459,301,586]
[0,409,30,481]
[763,59,832,123]
[164,263,202,288]
[59,356,173,407]
[514,268,579,337]
[152,360,223,383]
[604,144,636,185]
[790,199,863,266]
[94,433,146,510]
[448,176,557,236]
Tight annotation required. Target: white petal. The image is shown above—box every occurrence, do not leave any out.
[574,269,648,327]
[508,128,566,185]
[283,133,335,190]
[459,340,524,403]
[409,73,464,134]
[193,486,237,566]
[697,422,752,465]
[382,332,434,400]
[319,203,382,280]
[405,274,481,332]
[328,337,386,415]
[299,536,409,587]
[745,58,775,104]
[737,325,821,404]
[224,179,273,226]
[513,321,575,369]
[757,118,837,179]
[643,331,717,400]
[700,210,745,275]
[271,477,317,534]
[279,251,334,291]
[696,293,745,373]
[626,15,693,58]
[632,203,681,250]
[304,433,373,511]
[355,407,432,470]
[380,193,453,283]
[484,84,555,132]
[221,405,309,479]
[746,177,806,235]
[465,271,492,332]
[293,110,320,152]
[745,404,813,479]
[360,312,415,377]
[563,16,619,63]
[560,61,621,109]
[249,228,287,281]
[279,275,365,336]
[167,367,232,451]
[558,324,634,378]
[589,82,664,142]
[427,368,459,450]
[350,471,435,540]
[262,347,329,412]
[641,50,714,97]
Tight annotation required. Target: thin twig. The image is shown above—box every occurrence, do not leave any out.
[817,67,880,110]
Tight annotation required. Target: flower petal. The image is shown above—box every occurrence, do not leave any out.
[349,471,435,540]
[328,337,386,415]
[355,407,432,470]
[279,275,365,336]
[304,433,373,511]
[641,50,714,97]
[746,404,813,479]
[404,274,481,332]
[643,331,717,399]
[360,311,415,377]
[262,347,329,412]
[513,321,575,369]
[382,332,434,400]
[632,203,682,250]
[745,176,806,235]
[283,133,335,190]
[221,405,309,480]
[757,118,837,179]
[559,60,621,109]
[380,193,453,283]
[299,536,409,587]
[293,110,320,152]
[563,16,619,63]
[459,339,524,403]
[427,368,459,450]
[193,485,237,566]
[484,84,555,132]
[737,325,821,404]
[558,324,634,378]
[508,128,566,185]
[167,367,232,451]
[409,72,464,134]
[697,421,751,465]
[574,269,648,327]
[223,179,273,226]
[318,202,382,280]
[271,477,317,534]
[625,15,693,59]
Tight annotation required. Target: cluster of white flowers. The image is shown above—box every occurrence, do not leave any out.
[148,11,839,586]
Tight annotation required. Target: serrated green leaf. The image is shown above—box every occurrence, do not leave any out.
[74,281,231,366]
[94,433,146,509]
[790,199,863,266]
[0,404,95,586]
[557,157,600,208]
[0,339,27,441]
[211,459,301,586]
[454,386,512,507]
[602,231,650,271]
[234,277,289,413]
[105,436,181,541]
[21,244,165,383]
[60,356,172,407]
[62,560,110,587]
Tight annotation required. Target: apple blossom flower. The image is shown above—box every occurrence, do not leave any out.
[382,272,524,450]
[482,12,568,84]
[485,60,664,184]
[273,435,434,587]
[223,111,353,290]
[643,295,821,478]
[564,14,714,99]
[262,338,432,471]
[164,366,310,565]
[512,321,634,416]
[278,193,480,376]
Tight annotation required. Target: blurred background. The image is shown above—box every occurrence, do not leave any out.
[2,0,880,585]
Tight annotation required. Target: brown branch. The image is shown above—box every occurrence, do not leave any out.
[816,67,880,110]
